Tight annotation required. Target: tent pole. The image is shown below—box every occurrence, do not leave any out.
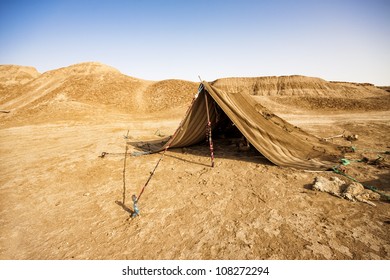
[204,92,215,167]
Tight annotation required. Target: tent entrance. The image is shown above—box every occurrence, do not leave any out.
[206,103,269,162]
[213,106,242,139]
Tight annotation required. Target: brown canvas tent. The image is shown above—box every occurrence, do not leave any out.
[149,81,343,171]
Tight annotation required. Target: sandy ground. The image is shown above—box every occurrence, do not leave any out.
[0,63,389,259]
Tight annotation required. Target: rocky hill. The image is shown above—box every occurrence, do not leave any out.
[1,63,389,123]
[212,76,390,111]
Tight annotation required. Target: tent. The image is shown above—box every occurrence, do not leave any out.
[148,81,344,171]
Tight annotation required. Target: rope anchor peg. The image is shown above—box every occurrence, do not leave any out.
[131,194,140,218]
[99,152,107,158]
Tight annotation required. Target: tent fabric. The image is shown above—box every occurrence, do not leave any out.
[162,84,218,148]
[157,81,343,170]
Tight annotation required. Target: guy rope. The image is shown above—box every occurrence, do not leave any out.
[131,85,204,217]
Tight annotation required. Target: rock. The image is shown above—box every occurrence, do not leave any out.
[344,182,364,196]
[345,134,358,141]
[356,189,381,201]
[312,176,346,196]
[311,176,379,206]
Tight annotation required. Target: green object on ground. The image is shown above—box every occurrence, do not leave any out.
[340,158,350,166]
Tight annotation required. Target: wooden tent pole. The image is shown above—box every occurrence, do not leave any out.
[204,91,215,167]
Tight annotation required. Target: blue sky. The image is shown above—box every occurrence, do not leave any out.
[1,0,389,85]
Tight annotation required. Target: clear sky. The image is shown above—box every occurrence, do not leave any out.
[0,0,389,85]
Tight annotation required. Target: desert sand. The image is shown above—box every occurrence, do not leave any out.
[0,62,389,259]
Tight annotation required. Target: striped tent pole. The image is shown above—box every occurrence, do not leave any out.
[204,92,215,167]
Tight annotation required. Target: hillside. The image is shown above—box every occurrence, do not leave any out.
[212,76,390,112]
[0,65,40,104]
[2,63,389,123]
[0,62,198,126]
[0,65,40,86]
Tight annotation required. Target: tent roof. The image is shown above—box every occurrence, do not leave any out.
[157,81,343,170]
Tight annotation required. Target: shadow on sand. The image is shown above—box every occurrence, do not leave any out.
[127,137,275,167]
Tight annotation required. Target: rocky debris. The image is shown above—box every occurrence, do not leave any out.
[345,134,359,141]
[312,176,380,206]
[312,176,345,197]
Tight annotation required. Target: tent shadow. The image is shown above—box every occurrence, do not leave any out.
[360,177,390,204]
[361,172,390,193]
[115,200,135,215]
[163,152,210,167]
[174,143,273,166]
[128,138,274,166]
[126,138,168,152]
